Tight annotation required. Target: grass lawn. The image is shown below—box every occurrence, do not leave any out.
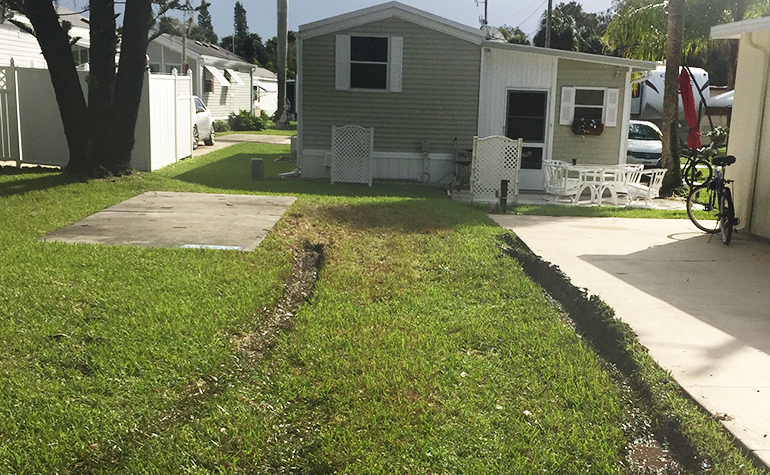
[0,144,761,474]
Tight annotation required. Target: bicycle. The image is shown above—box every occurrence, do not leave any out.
[681,144,716,187]
[685,155,739,244]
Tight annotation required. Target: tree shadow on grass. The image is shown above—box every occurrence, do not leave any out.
[0,169,74,198]
[171,153,447,199]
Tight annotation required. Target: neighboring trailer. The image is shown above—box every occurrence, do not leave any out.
[297,2,654,190]
[298,4,483,183]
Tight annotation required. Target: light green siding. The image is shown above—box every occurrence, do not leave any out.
[553,59,627,165]
[301,17,480,154]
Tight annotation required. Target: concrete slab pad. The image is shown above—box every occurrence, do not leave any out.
[492,215,770,467]
[42,191,296,251]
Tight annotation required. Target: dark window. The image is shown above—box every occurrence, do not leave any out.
[506,91,547,143]
[203,69,214,93]
[521,147,543,170]
[574,88,605,121]
[350,36,388,90]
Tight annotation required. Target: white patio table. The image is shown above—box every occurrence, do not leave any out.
[544,161,643,205]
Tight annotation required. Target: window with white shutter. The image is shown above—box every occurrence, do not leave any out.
[559,87,621,127]
[335,35,403,92]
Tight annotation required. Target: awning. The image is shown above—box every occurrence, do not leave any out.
[225,68,245,86]
[204,65,230,87]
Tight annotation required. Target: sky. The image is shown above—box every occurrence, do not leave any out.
[59,0,616,42]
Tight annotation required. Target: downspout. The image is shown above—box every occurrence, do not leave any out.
[742,32,770,233]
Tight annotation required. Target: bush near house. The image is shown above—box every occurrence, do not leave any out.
[227,110,268,131]
[213,119,230,133]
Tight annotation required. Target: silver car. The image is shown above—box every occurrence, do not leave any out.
[627,120,662,168]
[193,96,215,150]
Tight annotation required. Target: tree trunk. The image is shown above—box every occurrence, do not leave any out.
[661,0,685,194]
[103,0,152,175]
[87,0,117,176]
[23,0,89,174]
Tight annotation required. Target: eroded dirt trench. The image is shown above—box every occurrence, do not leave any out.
[236,241,324,359]
[499,232,706,475]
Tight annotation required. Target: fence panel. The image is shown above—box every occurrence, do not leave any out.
[0,65,20,163]
[175,74,192,161]
[470,135,522,203]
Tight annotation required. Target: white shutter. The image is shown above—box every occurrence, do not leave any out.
[604,88,619,127]
[389,36,403,93]
[559,87,575,125]
[335,35,350,91]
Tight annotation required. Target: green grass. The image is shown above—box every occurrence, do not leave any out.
[0,144,762,474]
[509,203,690,219]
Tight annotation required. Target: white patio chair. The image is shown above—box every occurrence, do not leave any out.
[627,168,667,203]
[543,160,581,203]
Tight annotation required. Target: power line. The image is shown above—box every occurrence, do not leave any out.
[516,0,547,29]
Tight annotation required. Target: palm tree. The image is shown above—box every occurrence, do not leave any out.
[661,0,685,193]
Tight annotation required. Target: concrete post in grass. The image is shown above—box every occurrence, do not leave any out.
[250,158,265,180]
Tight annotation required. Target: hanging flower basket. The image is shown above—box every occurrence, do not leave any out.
[571,118,604,136]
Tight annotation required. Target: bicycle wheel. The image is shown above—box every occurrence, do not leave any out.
[687,184,721,233]
[720,187,734,245]
[683,159,713,187]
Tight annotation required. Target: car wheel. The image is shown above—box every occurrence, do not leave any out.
[192,125,199,150]
[203,127,215,146]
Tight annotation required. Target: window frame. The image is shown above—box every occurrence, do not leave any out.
[572,87,606,122]
[559,86,619,128]
[335,34,403,93]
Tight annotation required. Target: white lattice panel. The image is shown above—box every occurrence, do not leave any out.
[470,136,522,203]
[331,125,373,186]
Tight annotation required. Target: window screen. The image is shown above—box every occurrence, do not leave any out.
[350,36,388,90]
[506,91,547,143]
[574,88,605,121]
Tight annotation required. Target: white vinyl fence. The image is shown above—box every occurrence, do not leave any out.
[0,60,192,171]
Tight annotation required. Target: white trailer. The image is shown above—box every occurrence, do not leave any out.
[630,66,714,121]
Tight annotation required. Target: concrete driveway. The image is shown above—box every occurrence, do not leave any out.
[492,215,770,467]
[194,133,292,156]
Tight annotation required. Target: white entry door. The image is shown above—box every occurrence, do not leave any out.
[505,90,548,191]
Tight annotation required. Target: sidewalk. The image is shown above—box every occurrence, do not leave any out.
[492,215,770,467]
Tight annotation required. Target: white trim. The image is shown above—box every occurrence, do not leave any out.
[297,35,304,173]
[299,1,483,44]
[619,68,633,164]
[389,36,403,93]
[225,68,244,85]
[204,65,230,87]
[483,40,655,71]
[335,35,350,90]
[604,88,620,127]
[559,87,575,125]
[711,17,770,39]
[548,61,558,162]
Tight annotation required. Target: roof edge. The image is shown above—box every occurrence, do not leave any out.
[299,1,483,44]
[711,17,770,39]
[482,41,656,71]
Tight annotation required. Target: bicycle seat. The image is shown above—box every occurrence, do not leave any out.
[712,155,736,167]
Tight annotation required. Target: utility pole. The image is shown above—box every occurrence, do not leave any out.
[545,0,552,48]
[181,0,192,73]
[275,0,289,128]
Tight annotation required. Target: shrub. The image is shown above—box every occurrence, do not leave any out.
[213,119,230,133]
[227,110,267,131]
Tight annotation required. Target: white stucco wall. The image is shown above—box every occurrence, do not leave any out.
[725,30,770,238]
